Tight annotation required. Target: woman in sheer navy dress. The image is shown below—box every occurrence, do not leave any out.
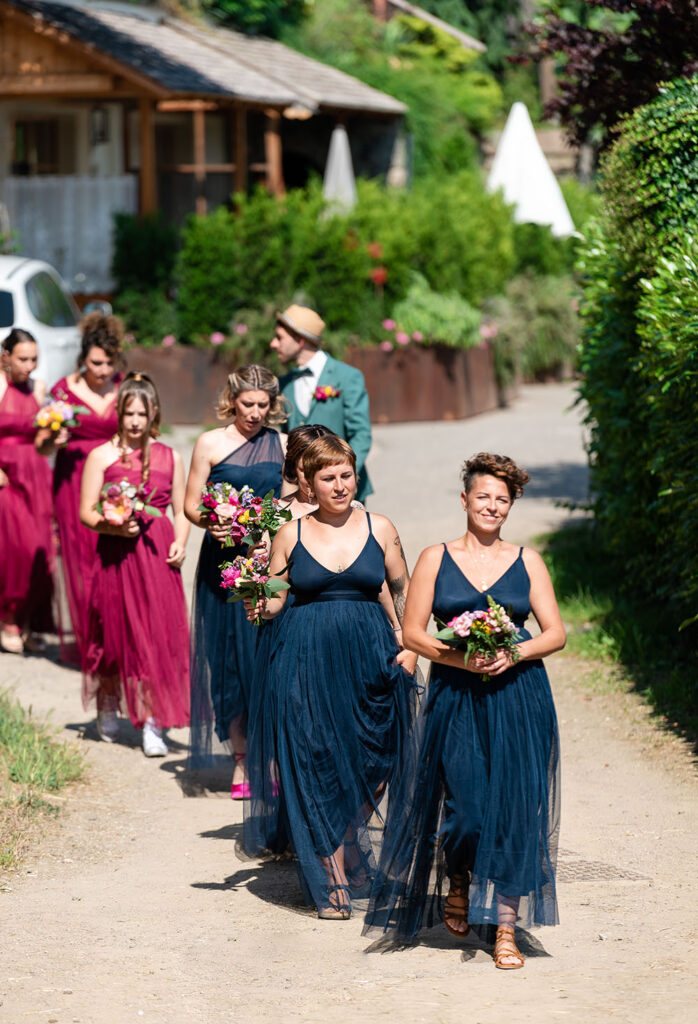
[365,453,565,969]
[184,365,285,794]
[244,435,417,920]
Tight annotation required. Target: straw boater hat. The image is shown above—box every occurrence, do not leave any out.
[276,305,326,347]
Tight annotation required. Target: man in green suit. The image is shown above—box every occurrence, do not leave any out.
[271,304,373,501]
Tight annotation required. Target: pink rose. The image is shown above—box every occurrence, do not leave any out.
[412,331,424,343]
[382,318,396,331]
[106,484,121,499]
[102,496,133,525]
[379,340,393,352]
[214,502,235,521]
[234,324,248,336]
[395,331,410,345]
[210,332,225,346]
[161,334,176,348]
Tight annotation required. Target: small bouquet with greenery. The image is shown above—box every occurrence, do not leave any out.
[434,595,520,681]
[220,551,289,626]
[95,479,162,525]
[34,399,88,432]
[199,482,291,548]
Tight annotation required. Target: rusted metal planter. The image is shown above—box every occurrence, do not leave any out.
[127,341,501,426]
[345,342,499,424]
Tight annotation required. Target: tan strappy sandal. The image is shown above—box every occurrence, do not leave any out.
[443,873,470,937]
[494,926,525,969]
[317,884,352,921]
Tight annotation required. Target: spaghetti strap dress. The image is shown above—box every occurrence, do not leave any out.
[189,427,284,767]
[244,512,417,914]
[51,377,120,662]
[0,381,55,632]
[365,545,560,940]
[82,443,190,728]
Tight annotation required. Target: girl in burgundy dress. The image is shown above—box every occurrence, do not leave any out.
[79,373,190,754]
[0,329,55,653]
[37,313,124,663]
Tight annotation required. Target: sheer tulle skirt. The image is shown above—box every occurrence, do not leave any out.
[83,516,190,729]
[244,598,417,912]
[364,645,560,941]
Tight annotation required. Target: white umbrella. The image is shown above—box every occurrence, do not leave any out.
[487,102,575,238]
[323,125,358,212]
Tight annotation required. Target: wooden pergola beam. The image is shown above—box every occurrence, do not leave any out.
[139,97,156,215]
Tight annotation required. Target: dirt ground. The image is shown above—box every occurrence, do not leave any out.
[1,385,696,1023]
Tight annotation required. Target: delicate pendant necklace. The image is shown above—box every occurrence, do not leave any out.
[465,538,501,591]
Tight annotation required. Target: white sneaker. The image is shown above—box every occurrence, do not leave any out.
[142,719,168,757]
[96,710,119,743]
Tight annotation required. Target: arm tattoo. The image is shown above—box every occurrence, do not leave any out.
[388,572,406,623]
[393,534,407,565]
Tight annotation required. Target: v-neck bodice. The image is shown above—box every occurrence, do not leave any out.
[290,513,384,604]
[434,546,531,628]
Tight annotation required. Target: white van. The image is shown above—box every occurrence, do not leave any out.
[0,256,81,389]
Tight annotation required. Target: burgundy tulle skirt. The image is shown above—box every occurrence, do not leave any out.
[0,443,55,631]
[83,514,190,729]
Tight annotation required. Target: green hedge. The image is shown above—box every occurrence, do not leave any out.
[577,76,698,641]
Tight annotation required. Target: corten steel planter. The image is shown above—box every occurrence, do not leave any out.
[126,345,231,425]
[126,341,501,425]
[345,342,499,424]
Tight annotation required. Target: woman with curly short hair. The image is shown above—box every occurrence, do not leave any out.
[365,453,565,970]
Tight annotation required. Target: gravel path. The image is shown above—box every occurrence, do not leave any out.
[1,384,695,1024]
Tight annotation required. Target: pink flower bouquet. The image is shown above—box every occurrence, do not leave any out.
[220,551,289,626]
[95,479,162,525]
[434,595,520,681]
[199,483,291,548]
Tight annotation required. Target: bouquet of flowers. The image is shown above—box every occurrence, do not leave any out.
[34,399,88,432]
[198,483,291,548]
[434,595,520,681]
[95,479,162,525]
[220,551,290,626]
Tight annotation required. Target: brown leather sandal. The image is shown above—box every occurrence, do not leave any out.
[317,884,352,921]
[494,926,524,969]
[443,873,470,937]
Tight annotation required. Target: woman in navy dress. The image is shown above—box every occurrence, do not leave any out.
[185,365,285,793]
[244,434,417,920]
[365,453,565,969]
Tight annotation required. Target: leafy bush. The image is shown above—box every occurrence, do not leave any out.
[111,213,178,293]
[577,76,698,643]
[512,222,575,276]
[203,0,308,36]
[487,274,580,384]
[174,206,242,340]
[112,288,178,348]
[390,273,481,348]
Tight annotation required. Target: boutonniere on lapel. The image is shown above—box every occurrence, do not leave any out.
[314,385,342,402]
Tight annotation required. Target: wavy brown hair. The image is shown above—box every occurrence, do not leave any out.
[283,424,337,483]
[461,452,530,500]
[116,372,161,487]
[78,312,125,369]
[216,363,287,426]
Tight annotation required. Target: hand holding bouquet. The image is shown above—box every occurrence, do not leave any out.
[434,595,520,681]
[199,482,291,548]
[95,479,162,526]
[220,551,289,626]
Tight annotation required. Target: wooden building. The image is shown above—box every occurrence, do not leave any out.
[0,0,405,290]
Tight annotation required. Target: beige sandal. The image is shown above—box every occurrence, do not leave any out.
[494,926,524,969]
[443,873,470,937]
[0,626,24,654]
[317,884,351,921]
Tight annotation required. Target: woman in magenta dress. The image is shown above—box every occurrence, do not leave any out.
[37,313,124,663]
[0,329,54,653]
[79,373,190,754]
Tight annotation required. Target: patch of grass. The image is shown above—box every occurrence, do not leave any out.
[0,692,85,870]
[541,522,698,746]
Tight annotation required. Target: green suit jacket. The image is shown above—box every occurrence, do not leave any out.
[279,355,373,501]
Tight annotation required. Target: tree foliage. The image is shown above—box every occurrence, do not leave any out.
[526,0,698,146]
[202,0,307,36]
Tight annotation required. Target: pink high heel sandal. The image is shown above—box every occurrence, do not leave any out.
[230,753,250,800]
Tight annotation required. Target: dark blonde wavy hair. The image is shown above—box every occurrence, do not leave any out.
[116,372,161,487]
[216,364,287,426]
[461,452,530,500]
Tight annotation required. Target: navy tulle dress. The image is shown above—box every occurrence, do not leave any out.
[244,512,417,913]
[365,545,560,940]
[189,428,283,767]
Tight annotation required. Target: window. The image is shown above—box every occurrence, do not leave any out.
[12,120,60,175]
[0,290,14,328]
[25,272,77,327]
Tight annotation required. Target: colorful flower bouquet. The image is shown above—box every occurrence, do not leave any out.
[314,384,341,402]
[434,595,520,681]
[95,479,162,525]
[198,482,291,548]
[34,399,88,432]
[220,551,290,626]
